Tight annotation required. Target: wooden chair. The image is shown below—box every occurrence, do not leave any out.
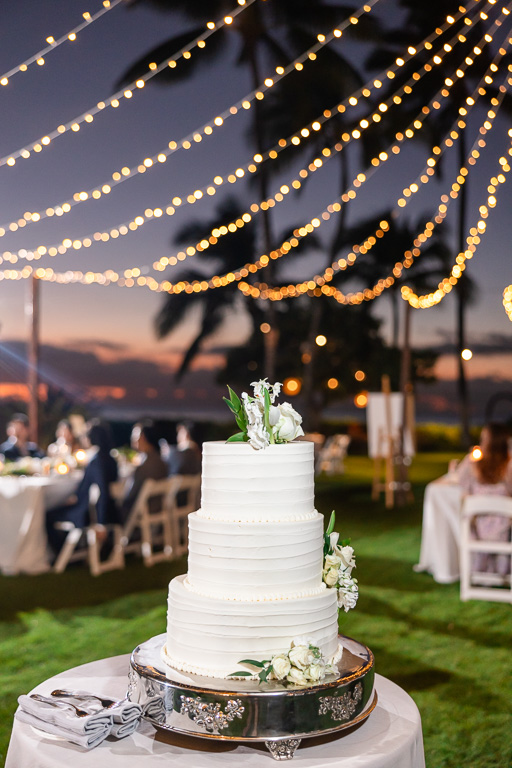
[121,475,201,565]
[460,495,512,603]
[53,484,125,576]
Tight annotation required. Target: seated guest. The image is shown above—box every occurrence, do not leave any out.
[167,421,201,476]
[45,421,119,557]
[458,422,512,576]
[0,413,45,460]
[120,421,168,523]
[47,419,82,458]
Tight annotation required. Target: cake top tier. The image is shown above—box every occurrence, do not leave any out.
[198,440,316,522]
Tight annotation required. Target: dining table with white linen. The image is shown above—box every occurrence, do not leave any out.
[0,471,82,576]
[414,472,464,584]
[6,653,426,768]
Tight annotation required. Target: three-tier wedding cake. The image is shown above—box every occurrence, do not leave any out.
[161,381,356,681]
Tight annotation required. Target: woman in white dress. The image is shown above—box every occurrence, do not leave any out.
[457,422,512,576]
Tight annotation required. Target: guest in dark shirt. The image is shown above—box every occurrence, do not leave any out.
[45,421,118,557]
[0,413,45,461]
[167,421,201,476]
[120,421,168,523]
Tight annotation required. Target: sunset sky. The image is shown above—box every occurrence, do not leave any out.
[0,0,511,423]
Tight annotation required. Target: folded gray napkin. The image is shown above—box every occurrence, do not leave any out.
[17,690,143,748]
[66,690,142,725]
[16,696,112,750]
[110,718,140,739]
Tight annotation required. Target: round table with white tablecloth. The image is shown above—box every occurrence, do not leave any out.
[6,654,426,768]
[414,473,464,583]
[0,472,81,575]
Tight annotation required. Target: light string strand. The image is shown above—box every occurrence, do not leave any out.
[0,0,256,169]
[240,71,511,304]
[401,136,512,308]
[0,0,493,262]
[0,0,123,87]
[3,62,509,293]
[0,0,380,240]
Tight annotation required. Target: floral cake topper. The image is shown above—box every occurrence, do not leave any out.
[223,379,304,450]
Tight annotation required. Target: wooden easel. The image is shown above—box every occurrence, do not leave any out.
[370,375,414,508]
[371,375,395,508]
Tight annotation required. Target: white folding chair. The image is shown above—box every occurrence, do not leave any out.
[460,494,512,603]
[121,477,178,566]
[53,484,125,576]
[120,475,201,565]
[168,475,201,558]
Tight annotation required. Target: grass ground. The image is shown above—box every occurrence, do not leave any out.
[1,452,511,767]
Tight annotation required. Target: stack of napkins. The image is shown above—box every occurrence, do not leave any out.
[16,690,142,749]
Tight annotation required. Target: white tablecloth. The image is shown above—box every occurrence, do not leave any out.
[0,473,81,575]
[414,475,464,583]
[6,654,425,768]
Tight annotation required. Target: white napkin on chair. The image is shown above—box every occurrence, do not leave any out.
[16,695,112,749]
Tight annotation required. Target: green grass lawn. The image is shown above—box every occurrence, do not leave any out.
[1,452,510,767]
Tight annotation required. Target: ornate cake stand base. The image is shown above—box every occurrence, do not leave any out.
[127,634,376,761]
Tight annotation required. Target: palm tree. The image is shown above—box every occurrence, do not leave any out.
[156,195,320,380]
[154,197,258,380]
[364,0,510,445]
[121,0,372,380]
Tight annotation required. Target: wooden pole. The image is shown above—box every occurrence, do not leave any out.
[27,275,39,444]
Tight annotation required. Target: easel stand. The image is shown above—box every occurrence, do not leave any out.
[369,377,414,509]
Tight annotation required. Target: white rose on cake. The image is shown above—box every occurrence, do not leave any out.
[286,667,309,686]
[270,654,291,680]
[273,402,304,442]
[289,644,316,670]
[323,566,339,587]
[305,662,325,682]
[337,545,356,571]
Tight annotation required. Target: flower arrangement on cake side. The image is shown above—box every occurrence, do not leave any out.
[323,511,359,612]
[229,636,338,686]
[223,379,304,450]
[230,512,358,686]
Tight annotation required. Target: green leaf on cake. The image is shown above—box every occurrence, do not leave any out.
[326,510,336,536]
[226,432,247,442]
[235,413,247,432]
[223,397,239,415]
[238,658,266,668]
[226,385,241,412]
[227,671,254,677]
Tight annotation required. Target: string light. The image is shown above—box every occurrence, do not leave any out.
[3,29,509,297]
[503,284,512,320]
[238,67,512,304]
[0,0,508,304]
[0,0,384,242]
[402,138,512,308]
[0,0,258,169]
[0,1,123,87]
[2,0,493,264]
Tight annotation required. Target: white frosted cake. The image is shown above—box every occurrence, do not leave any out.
[162,440,341,678]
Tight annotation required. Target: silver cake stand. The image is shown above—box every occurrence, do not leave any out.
[127,634,376,760]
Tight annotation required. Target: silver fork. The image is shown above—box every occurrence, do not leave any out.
[30,693,89,717]
[51,689,118,709]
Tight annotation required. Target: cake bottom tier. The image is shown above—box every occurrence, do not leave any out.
[163,575,340,678]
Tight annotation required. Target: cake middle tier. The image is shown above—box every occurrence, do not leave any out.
[187,512,325,599]
[164,574,340,678]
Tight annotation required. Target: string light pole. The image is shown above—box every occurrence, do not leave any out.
[25,276,40,444]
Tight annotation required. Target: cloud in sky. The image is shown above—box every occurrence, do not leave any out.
[0,339,226,414]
